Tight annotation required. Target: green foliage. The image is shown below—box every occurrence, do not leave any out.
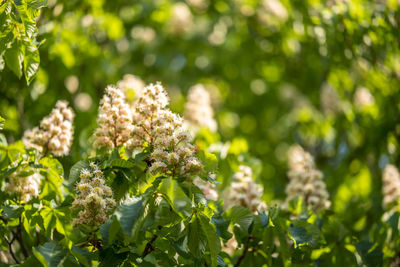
[0,0,47,84]
[1,0,400,266]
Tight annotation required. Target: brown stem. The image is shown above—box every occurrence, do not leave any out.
[16,217,29,258]
[4,234,19,264]
[141,234,158,257]
[234,235,252,267]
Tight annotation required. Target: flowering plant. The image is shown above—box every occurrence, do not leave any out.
[0,79,395,267]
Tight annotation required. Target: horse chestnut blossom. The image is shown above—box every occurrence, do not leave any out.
[131,83,203,178]
[117,74,145,106]
[23,100,74,156]
[285,145,331,212]
[72,163,116,227]
[93,86,133,150]
[353,86,375,109]
[224,165,266,213]
[4,161,41,203]
[382,164,400,210]
[184,84,217,132]
[193,177,218,201]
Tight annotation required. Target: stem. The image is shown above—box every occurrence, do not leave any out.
[141,233,158,257]
[4,234,19,264]
[234,235,252,267]
[16,217,29,258]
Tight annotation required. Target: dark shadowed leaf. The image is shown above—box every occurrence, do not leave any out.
[115,194,148,237]
[33,242,67,267]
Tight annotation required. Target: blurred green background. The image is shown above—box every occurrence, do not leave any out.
[1,0,400,228]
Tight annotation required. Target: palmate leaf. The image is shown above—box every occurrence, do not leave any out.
[33,242,67,267]
[2,0,47,83]
[100,216,123,246]
[23,39,40,84]
[1,204,24,219]
[115,194,148,238]
[27,0,48,11]
[225,206,253,232]
[68,160,89,183]
[4,40,23,78]
[40,157,64,200]
[187,215,206,259]
[355,242,383,267]
[159,177,192,217]
[99,247,128,267]
[211,214,232,240]
[289,220,323,248]
[198,213,221,267]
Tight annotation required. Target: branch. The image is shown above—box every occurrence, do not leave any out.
[16,217,29,258]
[141,234,158,257]
[234,235,253,267]
[4,234,19,264]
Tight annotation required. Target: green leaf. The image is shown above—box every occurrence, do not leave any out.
[187,215,206,259]
[108,158,135,169]
[23,41,40,84]
[71,246,91,267]
[0,115,4,130]
[27,0,48,10]
[99,247,128,267]
[40,157,64,200]
[100,216,123,246]
[198,213,221,267]
[258,211,269,228]
[198,151,218,173]
[211,214,232,240]
[1,205,24,219]
[355,242,383,267]
[289,220,322,248]
[68,160,89,183]
[33,242,67,267]
[20,255,42,266]
[159,178,192,217]
[110,170,131,201]
[154,198,181,226]
[225,206,253,232]
[5,40,23,78]
[115,195,148,237]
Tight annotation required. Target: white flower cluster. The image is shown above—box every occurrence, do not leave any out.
[320,83,342,115]
[382,164,400,209]
[193,177,218,201]
[72,163,116,227]
[117,74,145,106]
[131,83,203,178]
[23,101,74,156]
[258,0,288,25]
[285,145,330,212]
[354,86,375,109]
[4,162,41,202]
[225,165,266,213]
[184,84,217,132]
[168,2,193,34]
[93,86,133,150]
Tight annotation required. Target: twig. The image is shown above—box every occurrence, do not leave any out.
[141,234,158,257]
[4,234,19,264]
[234,235,253,267]
[16,217,29,258]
